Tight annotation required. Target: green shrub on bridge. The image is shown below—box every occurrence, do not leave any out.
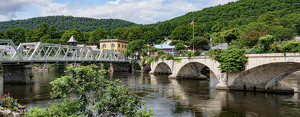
[218,49,248,72]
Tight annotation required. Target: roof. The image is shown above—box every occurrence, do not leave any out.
[67,35,78,43]
[99,39,129,43]
[154,44,175,49]
[211,43,228,49]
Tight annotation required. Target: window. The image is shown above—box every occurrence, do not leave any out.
[122,44,123,48]
[118,44,120,47]
[111,44,115,47]
[102,44,106,48]
[125,45,126,48]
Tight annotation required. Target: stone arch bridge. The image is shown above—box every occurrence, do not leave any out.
[149,53,300,93]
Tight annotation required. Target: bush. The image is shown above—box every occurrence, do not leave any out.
[141,57,146,67]
[0,94,20,111]
[166,54,174,60]
[218,49,248,72]
[102,63,110,70]
[207,49,224,61]
[24,65,154,116]
[134,62,141,70]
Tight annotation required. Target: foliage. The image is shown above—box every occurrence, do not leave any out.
[282,41,300,53]
[240,30,268,46]
[24,100,84,117]
[166,54,174,60]
[149,47,159,52]
[0,94,20,111]
[169,40,183,46]
[0,16,137,33]
[207,49,224,61]
[174,57,182,63]
[175,43,186,51]
[189,37,209,50]
[134,62,141,70]
[186,51,195,59]
[125,40,148,57]
[157,50,165,56]
[160,55,166,60]
[194,51,201,56]
[218,49,248,72]
[102,63,110,70]
[24,65,154,116]
[89,28,107,45]
[141,57,146,67]
[29,72,34,78]
[146,55,158,66]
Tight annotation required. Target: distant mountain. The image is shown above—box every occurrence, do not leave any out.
[0,16,138,32]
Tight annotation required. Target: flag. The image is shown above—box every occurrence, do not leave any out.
[190,20,194,25]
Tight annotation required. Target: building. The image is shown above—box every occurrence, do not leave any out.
[67,35,78,46]
[99,39,129,53]
[153,38,177,55]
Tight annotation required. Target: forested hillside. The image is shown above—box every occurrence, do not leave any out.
[0,16,137,32]
[1,0,300,51]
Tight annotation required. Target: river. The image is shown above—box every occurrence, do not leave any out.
[0,70,300,117]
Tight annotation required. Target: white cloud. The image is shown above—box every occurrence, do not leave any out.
[107,0,122,4]
[0,0,239,23]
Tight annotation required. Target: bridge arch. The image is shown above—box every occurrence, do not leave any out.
[153,62,172,74]
[230,62,300,92]
[176,62,209,79]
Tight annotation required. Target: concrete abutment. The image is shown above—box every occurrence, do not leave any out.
[3,65,35,84]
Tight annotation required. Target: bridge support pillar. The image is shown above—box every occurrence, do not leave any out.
[216,72,229,90]
[110,63,131,72]
[3,65,34,84]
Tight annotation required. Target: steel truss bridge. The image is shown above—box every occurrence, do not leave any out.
[0,39,126,65]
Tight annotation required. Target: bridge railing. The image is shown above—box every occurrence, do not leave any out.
[0,39,125,63]
[0,39,22,62]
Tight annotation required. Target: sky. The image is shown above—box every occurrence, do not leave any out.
[0,0,238,24]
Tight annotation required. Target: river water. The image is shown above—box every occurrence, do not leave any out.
[1,70,300,117]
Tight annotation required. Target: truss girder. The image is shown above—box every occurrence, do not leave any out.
[0,39,125,63]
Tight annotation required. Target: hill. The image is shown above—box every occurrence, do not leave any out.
[0,16,138,32]
[142,0,300,34]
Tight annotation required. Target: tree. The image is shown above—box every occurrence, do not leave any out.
[4,28,25,45]
[189,37,209,50]
[240,30,267,46]
[257,12,276,25]
[127,26,143,41]
[89,28,107,45]
[24,65,154,116]
[0,32,4,39]
[61,29,84,44]
[175,43,186,51]
[170,25,190,41]
[268,26,296,41]
[125,40,148,57]
[48,25,60,39]
[169,40,183,46]
[222,28,239,45]
[149,47,159,52]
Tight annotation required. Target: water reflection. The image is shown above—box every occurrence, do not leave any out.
[0,70,299,116]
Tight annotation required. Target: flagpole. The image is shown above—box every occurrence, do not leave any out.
[193,17,194,52]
